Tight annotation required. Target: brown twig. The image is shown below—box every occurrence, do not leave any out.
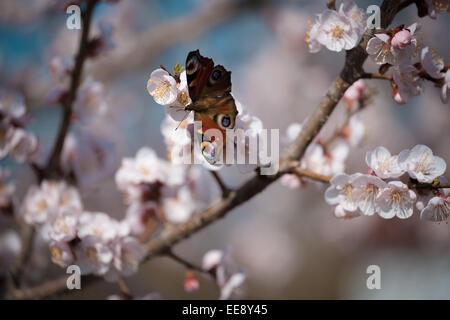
[327,0,336,10]
[116,276,132,300]
[166,251,207,275]
[362,73,393,81]
[210,171,231,197]
[289,166,332,183]
[45,0,98,176]
[410,182,450,190]
[10,225,34,286]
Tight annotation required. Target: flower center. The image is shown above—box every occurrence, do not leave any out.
[154,80,172,101]
[37,199,48,211]
[177,91,190,106]
[331,26,344,40]
[391,191,403,204]
[414,152,431,174]
[87,247,98,261]
[51,247,62,262]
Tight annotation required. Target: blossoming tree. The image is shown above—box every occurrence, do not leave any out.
[0,0,449,299]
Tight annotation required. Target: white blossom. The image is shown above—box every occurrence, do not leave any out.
[73,77,108,120]
[219,272,246,300]
[202,249,224,271]
[48,208,80,242]
[367,24,421,66]
[48,56,69,81]
[420,196,450,222]
[333,204,360,219]
[375,181,417,219]
[162,186,196,224]
[115,147,186,195]
[233,100,264,173]
[147,68,178,106]
[398,144,446,183]
[306,19,321,53]
[280,173,304,190]
[203,249,246,300]
[0,90,26,119]
[343,79,366,109]
[366,34,396,65]
[420,46,445,79]
[365,146,404,179]
[4,128,39,163]
[441,70,450,104]
[284,123,302,144]
[161,111,193,164]
[324,173,360,211]
[104,236,146,281]
[61,131,116,187]
[314,9,359,52]
[21,181,82,226]
[346,115,366,147]
[76,235,114,275]
[167,70,191,121]
[338,0,367,35]
[352,174,386,216]
[301,141,349,177]
[78,212,128,242]
[392,64,423,105]
[49,240,74,267]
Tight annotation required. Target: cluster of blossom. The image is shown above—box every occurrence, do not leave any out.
[115,147,205,232]
[306,0,367,53]
[281,80,368,189]
[0,90,40,163]
[0,167,16,215]
[366,22,449,104]
[197,249,246,300]
[324,144,449,222]
[20,180,145,281]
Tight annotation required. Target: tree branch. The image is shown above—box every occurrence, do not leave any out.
[7,0,99,298]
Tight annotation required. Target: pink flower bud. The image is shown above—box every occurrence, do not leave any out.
[391,30,411,50]
[184,271,200,293]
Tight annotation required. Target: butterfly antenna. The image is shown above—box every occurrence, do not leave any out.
[175,111,190,131]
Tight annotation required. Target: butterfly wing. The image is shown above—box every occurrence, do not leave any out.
[185,50,238,164]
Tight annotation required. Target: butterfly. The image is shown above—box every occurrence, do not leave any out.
[183,50,238,164]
